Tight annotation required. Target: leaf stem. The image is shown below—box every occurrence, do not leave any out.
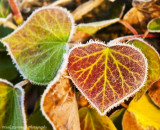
[8,0,23,25]
[109,34,160,43]
[143,30,149,39]
[14,79,29,88]
[119,19,138,35]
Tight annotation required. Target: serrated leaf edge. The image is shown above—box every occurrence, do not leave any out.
[0,79,27,130]
[68,40,148,115]
[1,6,75,85]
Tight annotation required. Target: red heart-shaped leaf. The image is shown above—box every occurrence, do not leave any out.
[68,41,147,115]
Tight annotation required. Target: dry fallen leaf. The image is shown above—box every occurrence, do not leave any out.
[148,79,160,107]
[123,0,160,33]
[41,69,80,130]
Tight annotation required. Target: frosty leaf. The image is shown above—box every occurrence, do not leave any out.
[0,79,26,130]
[127,39,160,100]
[122,95,160,130]
[68,41,147,115]
[147,18,160,32]
[1,7,74,84]
[76,18,119,35]
[41,69,80,130]
[79,107,116,130]
[148,79,160,107]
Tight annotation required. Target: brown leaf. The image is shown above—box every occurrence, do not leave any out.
[123,0,160,33]
[122,111,144,130]
[41,69,80,130]
[148,79,160,107]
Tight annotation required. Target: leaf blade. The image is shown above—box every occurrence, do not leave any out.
[76,18,119,35]
[41,69,80,130]
[1,7,74,84]
[122,95,160,130]
[79,107,116,130]
[0,79,26,130]
[147,18,160,32]
[68,41,147,115]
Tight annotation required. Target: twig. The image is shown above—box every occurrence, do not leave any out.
[119,4,125,19]
[109,34,160,43]
[143,30,149,39]
[72,0,104,21]
[8,0,23,25]
[119,19,138,35]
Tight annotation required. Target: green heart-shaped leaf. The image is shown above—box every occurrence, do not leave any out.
[127,38,160,100]
[1,7,74,84]
[147,18,160,32]
[79,107,116,130]
[68,41,147,115]
[0,79,26,130]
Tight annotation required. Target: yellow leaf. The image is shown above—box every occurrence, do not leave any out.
[123,95,160,130]
[79,107,117,130]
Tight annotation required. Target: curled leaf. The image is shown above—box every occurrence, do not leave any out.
[0,79,26,130]
[41,69,80,130]
[79,107,116,130]
[1,7,74,84]
[68,41,147,115]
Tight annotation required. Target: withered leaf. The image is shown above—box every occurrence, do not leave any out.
[41,69,80,130]
[123,0,160,33]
